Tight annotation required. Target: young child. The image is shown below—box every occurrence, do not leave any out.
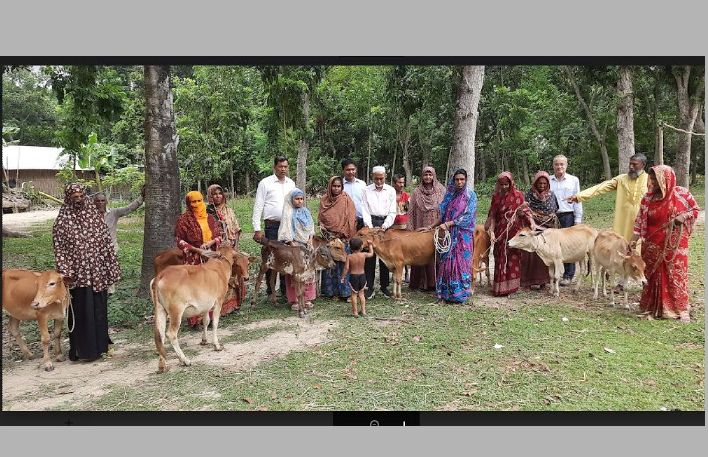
[341,237,375,317]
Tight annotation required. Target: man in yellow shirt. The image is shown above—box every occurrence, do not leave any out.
[568,153,648,242]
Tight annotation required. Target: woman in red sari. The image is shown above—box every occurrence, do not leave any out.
[485,172,526,296]
[175,191,223,328]
[631,165,700,323]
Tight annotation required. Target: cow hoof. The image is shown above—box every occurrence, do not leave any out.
[55,354,66,362]
[200,340,209,346]
[158,365,169,374]
[43,363,54,372]
[214,345,223,352]
[298,311,305,318]
[181,359,192,367]
[22,353,35,361]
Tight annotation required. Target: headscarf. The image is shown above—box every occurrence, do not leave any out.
[207,184,240,245]
[52,183,121,292]
[486,172,526,234]
[186,191,211,243]
[525,171,558,215]
[412,166,447,212]
[279,188,314,243]
[439,169,477,230]
[318,176,357,240]
[647,165,698,231]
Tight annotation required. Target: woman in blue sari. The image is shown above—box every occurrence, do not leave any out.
[431,169,477,303]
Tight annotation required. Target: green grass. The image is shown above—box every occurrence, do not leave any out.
[3,185,705,411]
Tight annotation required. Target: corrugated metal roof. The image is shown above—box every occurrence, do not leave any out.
[2,145,92,171]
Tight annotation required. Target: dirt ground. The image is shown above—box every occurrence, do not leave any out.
[2,317,338,411]
[2,209,59,231]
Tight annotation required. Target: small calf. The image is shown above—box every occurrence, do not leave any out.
[591,230,647,309]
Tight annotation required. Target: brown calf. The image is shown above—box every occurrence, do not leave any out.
[355,227,437,299]
[151,246,237,373]
[252,239,336,317]
[2,269,71,371]
[591,230,647,309]
[471,224,491,292]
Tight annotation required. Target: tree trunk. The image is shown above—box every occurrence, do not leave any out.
[230,162,235,196]
[656,125,664,165]
[296,92,310,193]
[479,147,487,182]
[448,65,485,188]
[653,75,663,165]
[616,66,635,174]
[673,65,704,188]
[138,65,181,298]
[401,121,413,186]
[366,124,372,184]
[391,148,397,183]
[565,67,612,180]
[522,156,530,188]
[245,172,251,195]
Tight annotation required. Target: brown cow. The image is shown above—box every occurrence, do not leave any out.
[355,227,438,299]
[252,239,336,317]
[154,247,257,304]
[2,269,71,371]
[591,230,647,309]
[151,246,238,373]
[471,224,491,292]
[311,236,348,297]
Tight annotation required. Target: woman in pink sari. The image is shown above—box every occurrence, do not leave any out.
[631,165,699,323]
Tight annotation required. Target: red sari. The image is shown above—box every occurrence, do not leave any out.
[633,166,699,320]
[485,172,525,296]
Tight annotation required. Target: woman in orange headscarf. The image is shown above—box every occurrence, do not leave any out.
[175,191,223,328]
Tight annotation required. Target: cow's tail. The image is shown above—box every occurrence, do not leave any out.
[151,278,169,373]
[585,252,592,279]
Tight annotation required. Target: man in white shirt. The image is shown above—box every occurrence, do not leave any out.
[548,154,583,286]
[361,165,397,299]
[252,156,296,296]
[341,158,368,230]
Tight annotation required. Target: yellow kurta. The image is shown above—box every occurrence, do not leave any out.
[575,173,648,241]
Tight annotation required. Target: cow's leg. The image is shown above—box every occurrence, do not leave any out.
[552,262,563,297]
[200,309,211,346]
[252,264,267,308]
[166,308,191,367]
[296,281,305,318]
[7,316,34,360]
[572,262,582,293]
[52,318,65,362]
[211,300,223,351]
[592,264,601,300]
[37,314,54,371]
[154,303,170,373]
[268,269,278,305]
[608,273,616,307]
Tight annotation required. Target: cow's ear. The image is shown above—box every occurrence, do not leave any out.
[33,271,42,277]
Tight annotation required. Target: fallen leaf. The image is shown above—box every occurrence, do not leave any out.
[538,318,545,322]
[412,336,422,343]
[494,344,504,350]
[604,347,616,354]
[257,405,268,411]
[242,397,253,404]
[314,384,322,389]
[561,317,569,322]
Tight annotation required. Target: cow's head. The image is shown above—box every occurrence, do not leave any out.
[618,250,647,286]
[326,238,348,262]
[313,245,337,270]
[31,271,70,310]
[355,227,380,252]
[507,228,541,252]
[233,251,259,281]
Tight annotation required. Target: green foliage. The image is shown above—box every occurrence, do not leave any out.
[2,68,59,146]
[102,166,145,194]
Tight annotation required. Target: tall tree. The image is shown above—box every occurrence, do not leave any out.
[563,66,613,180]
[138,66,181,298]
[447,66,484,187]
[672,65,705,187]
[616,66,635,172]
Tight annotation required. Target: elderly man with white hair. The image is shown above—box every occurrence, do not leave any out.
[361,165,397,299]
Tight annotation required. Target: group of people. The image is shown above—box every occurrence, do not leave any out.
[483,153,700,324]
[50,151,700,362]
